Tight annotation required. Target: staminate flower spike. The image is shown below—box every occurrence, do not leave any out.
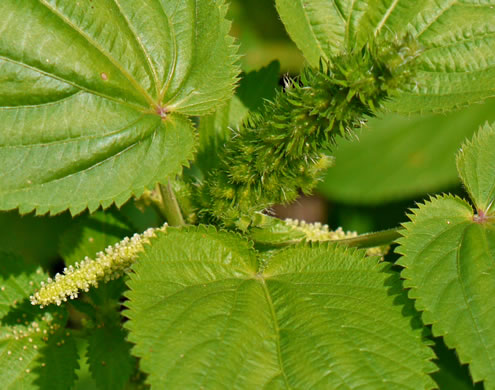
[284,219,390,258]
[284,218,359,242]
[30,223,168,307]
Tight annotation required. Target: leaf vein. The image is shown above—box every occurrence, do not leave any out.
[36,0,154,107]
[111,0,160,97]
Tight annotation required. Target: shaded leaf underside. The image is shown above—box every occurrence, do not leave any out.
[0,0,238,215]
[319,99,495,205]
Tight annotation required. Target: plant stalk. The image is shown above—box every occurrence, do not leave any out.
[158,182,185,227]
[335,228,403,248]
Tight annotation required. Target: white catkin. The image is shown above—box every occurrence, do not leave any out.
[30,223,168,307]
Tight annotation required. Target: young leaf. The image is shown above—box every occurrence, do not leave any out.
[398,126,495,387]
[125,227,435,389]
[87,323,135,390]
[397,195,495,388]
[0,0,239,215]
[72,340,99,390]
[276,0,495,113]
[0,253,78,389]
[320,98,495,204]
[457,123,495,215]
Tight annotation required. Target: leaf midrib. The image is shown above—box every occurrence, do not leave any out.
[0,119,162,194]
[111,0,160,96]
[455,225,495,377]
[415,0,458,39]
[373,0,400,36]
[36,0,156,108]
[0,55,145,112]
[259,278,291,389]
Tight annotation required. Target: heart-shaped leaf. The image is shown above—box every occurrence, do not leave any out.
[398,124,495,388]
[0,0,239,215]
[125,227,435,389]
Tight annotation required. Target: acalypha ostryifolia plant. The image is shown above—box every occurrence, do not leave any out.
[0,0,495,389]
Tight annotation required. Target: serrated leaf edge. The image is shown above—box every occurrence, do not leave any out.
[394,193,495,386]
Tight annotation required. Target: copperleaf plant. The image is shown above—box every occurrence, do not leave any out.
[1,0,495,389]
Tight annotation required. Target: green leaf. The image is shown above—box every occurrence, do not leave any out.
[276,0,495,113]
[125,227,435,389]
[0,211,72,266]
[120,199,162,232]
[34,330,79,390]
[73,340,99,390]
[195,103,232,178]
[319,98,495,204]
[389,0,495,113]
[275,0,348,65]
[59,210,134,267]
[397,195,495,388]
[235,60,280,115]
[87,323,135,390]
[431,337,481,390]
[457,122,495,215]
[398,125,495,387]
[0,0,239,215]
[195,61,281,176]
[0,253,78,389]
[227,59,281,132]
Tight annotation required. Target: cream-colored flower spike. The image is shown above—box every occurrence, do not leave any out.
[284,218,359,241]
[30,223,168,307]
[284,219,388,258]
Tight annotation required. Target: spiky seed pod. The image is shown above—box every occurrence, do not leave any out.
[30,224,168,307]
[193,35,422,228]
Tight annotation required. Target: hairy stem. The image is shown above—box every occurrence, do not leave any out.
[158,182,185,227]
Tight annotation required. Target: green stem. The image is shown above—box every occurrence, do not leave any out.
[335,228,403,248]
[158,182,185,227]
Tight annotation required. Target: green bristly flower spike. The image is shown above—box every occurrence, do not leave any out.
[30,223,168,307]
[193,35,422,229]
